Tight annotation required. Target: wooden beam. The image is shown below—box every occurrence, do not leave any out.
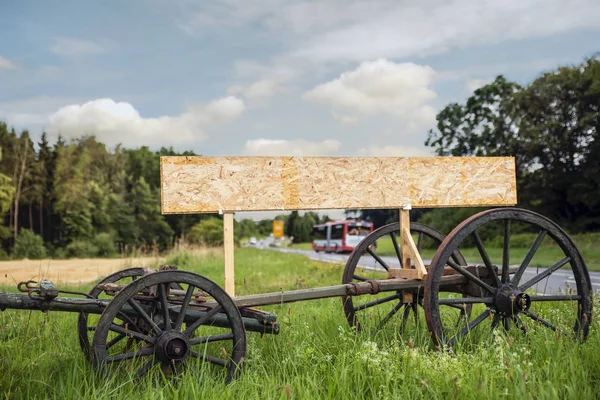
[400,208,411,270]
[223,212,235,296]
[160,156,517,214]
[401,227,427,279]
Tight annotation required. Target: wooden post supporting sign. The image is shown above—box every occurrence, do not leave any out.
[223,212,235,296]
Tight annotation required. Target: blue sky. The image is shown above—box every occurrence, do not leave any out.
[1,0,599,159]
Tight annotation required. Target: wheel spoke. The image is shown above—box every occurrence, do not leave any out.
[521,309,558,331]
[159,284,171,330]
[518,257,571,291]
[136,359,157,377]
[390,232,402,263]
[105,333,126,349]
[447,260,495,294]
[513,315,527,334]
[366,247,391,271]
[416,232,424,253]
[438,297,493,305]
[490,313,501,331]
[104,347,154,363]
[502,220,510,283]
[353,274,368,282]
[109,324,156,344]
[189,350,228,367]
[529,295,581,302]
[503,316,511,331]
[511,230,547,285]
[127,298,162,336]
[190,333,235,345]
[471,231,500,287]
[376,301,404,330]
[183,305,223,337]
[399,304,411,331]
[448,309,491,346]
[174,285,195,331]
[353,293,401,312]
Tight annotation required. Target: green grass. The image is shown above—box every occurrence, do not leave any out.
[288,242,314,251]
[0,248,598,399]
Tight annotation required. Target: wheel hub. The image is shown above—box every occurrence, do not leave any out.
[493,283,531,316]
[155,331,189,364]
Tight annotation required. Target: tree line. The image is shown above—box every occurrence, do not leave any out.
[0,127,208,258]
[0,126,325,258]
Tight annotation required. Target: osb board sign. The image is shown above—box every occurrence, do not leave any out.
[160,156,517,214]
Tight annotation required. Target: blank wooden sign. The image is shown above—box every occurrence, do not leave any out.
[160,156,517,214]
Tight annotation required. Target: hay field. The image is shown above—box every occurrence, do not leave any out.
[0,256,164,286]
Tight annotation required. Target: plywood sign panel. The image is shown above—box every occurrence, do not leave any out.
[160,156,517,214]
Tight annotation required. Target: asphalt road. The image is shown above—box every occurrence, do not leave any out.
[258,242,600,295]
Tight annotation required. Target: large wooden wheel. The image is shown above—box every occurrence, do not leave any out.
[91,271,246,383]
[424,208,593,348]
[342,222,467,331]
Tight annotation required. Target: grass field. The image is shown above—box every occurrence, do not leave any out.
[0,248,598,399]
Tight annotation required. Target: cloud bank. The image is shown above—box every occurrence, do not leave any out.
[47,96,245,147]
[242,138,341,155]
[303,59,437,131]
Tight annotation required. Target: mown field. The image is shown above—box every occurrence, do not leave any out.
[0,248,599,399]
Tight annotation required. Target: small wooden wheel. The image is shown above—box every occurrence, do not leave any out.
[91,271,246,383]
[424,208,593,348]
[342,222,467,331]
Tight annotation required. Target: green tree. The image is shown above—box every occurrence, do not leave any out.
[515,55,600,230]
[188,218,224,246]
[12,229,46,259]
[130,177,173,249]
[424,55,600,232]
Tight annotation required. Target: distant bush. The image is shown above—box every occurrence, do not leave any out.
[92,233,117,257]
[188,218,224,246]
[12,230,47,259]
[65,240,99,258]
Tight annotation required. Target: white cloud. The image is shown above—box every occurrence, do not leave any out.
[50,37,107,56]
[175,0,600,66]
[242,138,341,156]
[228,78,285,100]
[0,96,83,127]
[46,96,245,147]
[303,59,437,131]
[465,78,491,93]
[0,56,17,70]
[358,145,434,157]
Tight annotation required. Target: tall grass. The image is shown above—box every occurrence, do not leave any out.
[0,248,598,399]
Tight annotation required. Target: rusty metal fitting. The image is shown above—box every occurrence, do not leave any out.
[347,280,381,296]
[366,280,381,295]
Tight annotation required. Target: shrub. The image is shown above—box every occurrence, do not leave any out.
[188,218,224,246]
[92,233,117,257]
[65,240,99,258]
[12,229,47,259]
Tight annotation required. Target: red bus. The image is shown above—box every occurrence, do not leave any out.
[311,219,374,253]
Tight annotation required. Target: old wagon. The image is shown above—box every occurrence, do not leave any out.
[0,156,593,382]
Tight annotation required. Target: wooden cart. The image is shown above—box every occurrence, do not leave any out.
[0,156,593,383]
